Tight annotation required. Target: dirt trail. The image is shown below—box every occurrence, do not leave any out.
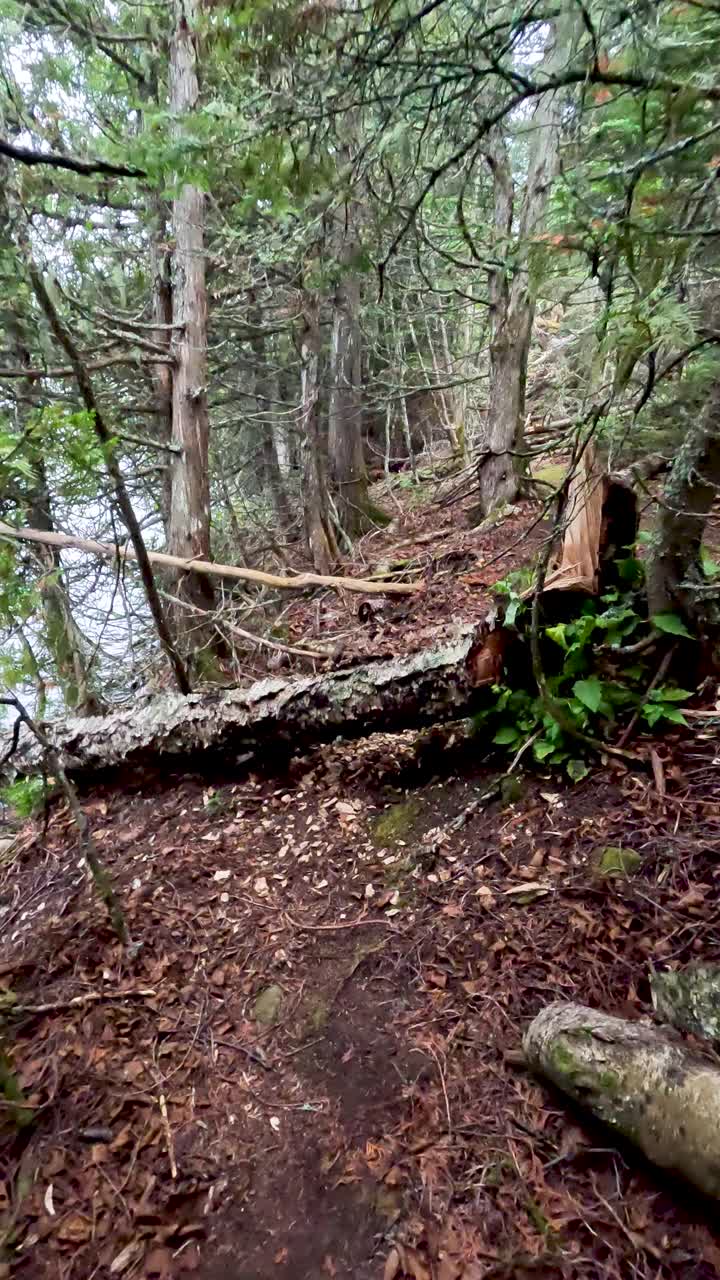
[2,720,720,1278]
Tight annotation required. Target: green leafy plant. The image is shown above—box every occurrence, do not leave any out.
[473,582,692,779]
[1,776,46,819]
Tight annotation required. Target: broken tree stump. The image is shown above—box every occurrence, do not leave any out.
[524,1001,720,1198]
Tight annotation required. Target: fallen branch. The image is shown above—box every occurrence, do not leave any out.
[524,1001,720,1198]
[0,520,421,597]
[5,988,156,1016]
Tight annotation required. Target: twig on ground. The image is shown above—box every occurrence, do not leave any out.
[158,1093,178,1180]
[8,989,156,1016]
[428,1044,452,1137]
[283,911,395,931]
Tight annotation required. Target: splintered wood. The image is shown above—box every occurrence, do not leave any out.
[545,446,604,592]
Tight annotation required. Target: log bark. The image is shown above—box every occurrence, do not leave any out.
[651,965,720,1045]
[6,624,499,780]
[524,1001,720,1198]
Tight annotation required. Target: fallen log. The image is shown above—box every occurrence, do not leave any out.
[651,964,720,1044]
[0,521,420,597]
[5,623,505,780]
[524,1001,720,1198]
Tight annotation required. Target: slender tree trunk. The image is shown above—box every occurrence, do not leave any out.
[647,375,720,634]
[248,298,291,530]
[149,198,174,534]
[328,204,370,537]
[28,462,105,716]
[299,294,338,573]
[477,18,577,517]
[5,319,103,716]
[167,0,216,629]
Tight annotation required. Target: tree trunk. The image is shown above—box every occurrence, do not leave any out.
[4,316,103,716]
[477,18,577,518]
[148,197,174,534]
[524,1001,720,1199]
[8,621,502,781]
[646,376,720,634]
[248,298,292,531]
[27,462,105,717]
[328,204,370,538]
[167,0,216,629]
[300,294,339,573]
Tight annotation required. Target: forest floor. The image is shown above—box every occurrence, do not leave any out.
[3,470,720,1280]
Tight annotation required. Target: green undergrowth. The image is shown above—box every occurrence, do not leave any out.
[1,776,45,819]
[472,555,702,782]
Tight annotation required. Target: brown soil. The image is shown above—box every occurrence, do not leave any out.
[2,722,720,1279]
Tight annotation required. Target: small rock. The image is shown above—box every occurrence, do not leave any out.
[252,984,283,1025]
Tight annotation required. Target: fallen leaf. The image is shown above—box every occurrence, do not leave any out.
[109,1240,142,1274]
[43,1185,55,1217]
[503,882,551,900]
[274,1247,289,1264]
[426,969,447,988]
[384,1248,401,1280]
[213,869,231,883]
[254,876,269,896]
[57,1213,92,1243]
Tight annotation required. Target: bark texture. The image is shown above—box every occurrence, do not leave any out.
[646,377,720,632]
[167,0,216,623]
[248,294,291,530]
[651,966,720,1045]
[300,293,339,573]
[524,1001,720,1198]
[7,623,497,780]
[328,215,369,538]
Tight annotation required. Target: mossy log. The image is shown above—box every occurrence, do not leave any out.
[5,622,507,781]
[524,1001,720,1198]
[651,965,720,1044]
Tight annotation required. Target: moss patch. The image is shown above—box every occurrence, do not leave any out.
[252,984,283,1025]
[532,463,567,489]
[371,799,422,848]
[595,846,642,878]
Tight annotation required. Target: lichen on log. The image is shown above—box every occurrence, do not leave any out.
[524,1001,720,1198]
[651,965,720,1044]
[6,623,500,780]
